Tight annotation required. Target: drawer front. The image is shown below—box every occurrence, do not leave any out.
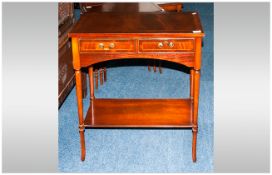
[139,39,195,52]
[79,39,136,53]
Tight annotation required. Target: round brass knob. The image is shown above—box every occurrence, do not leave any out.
[168,42,174,48]
[109,43,115,49]
[158,42,163,48]
[98,43,104,49]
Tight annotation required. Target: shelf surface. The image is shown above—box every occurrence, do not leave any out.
[84,98,192,128]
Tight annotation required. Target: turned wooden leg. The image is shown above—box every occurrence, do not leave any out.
[190,69,194,98]
[94,69,98,89]
[159,61,162,74]
[153,60,157,72]
[103,67,107,82]
[148,65,151,71]
[100,68,104,85]
[75,70,86,161]
[88,67,95,101]
[192,69,200,162]
[88,66,95,123]
[81,72,87,98]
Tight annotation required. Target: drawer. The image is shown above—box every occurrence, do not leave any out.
[139,39,195,52]
[79,39,136,53]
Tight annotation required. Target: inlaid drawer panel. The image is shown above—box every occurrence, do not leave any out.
[79,39,136,53]
[139,39,195,52]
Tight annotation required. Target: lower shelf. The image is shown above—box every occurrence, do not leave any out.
[84,98,193,128]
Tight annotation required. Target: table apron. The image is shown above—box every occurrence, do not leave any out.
[79,53,195,68]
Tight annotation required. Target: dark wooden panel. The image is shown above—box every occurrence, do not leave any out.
[84,99,192,127]
[69,12,204,36]
[58,42,75,107]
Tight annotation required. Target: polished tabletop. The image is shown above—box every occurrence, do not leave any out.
[69,12,204,36]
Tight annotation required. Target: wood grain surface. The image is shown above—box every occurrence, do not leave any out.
[84,99,192,127]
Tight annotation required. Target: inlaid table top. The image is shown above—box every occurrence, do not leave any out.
[69,12,204,36]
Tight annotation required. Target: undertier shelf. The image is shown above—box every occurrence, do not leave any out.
[84,98,193,128]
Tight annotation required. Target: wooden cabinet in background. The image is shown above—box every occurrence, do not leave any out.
[58,3,87,107]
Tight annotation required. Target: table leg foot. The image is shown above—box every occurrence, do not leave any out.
[192,127,198,162]
[79,130,86,161]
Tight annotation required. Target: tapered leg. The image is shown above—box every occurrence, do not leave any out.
[88,67,95,128]
[79,128,86,161]
[159,61,162,74]
[95,69,98,89]
[88,67,94,100]
[103,67,107,82]
[81,72,87,98]
[190,69,194,98]
[153,60,157,72]
[75,70,86,161]
[192,69,200,162]
[100,68,104,85]
[192,127,198,162]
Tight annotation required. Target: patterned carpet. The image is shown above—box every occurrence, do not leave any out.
[59,3,213,172]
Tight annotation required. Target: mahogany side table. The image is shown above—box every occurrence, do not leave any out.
[69,11,204,162]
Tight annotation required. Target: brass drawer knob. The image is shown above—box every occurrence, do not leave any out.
[158,42,163,48]
[109,43,115,49]
[168,42,174,48]
[98,43,104,49]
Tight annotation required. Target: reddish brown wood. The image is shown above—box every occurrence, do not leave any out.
[69,6,204,162]
[84,99,192,127]
[79,130,86,161]
[158,3,183,12]
[71,38,80,70]
[192,70,200,162]
[190,69,194,99]
[79,52,195,68]
[69,12,204,36]
[80,39,136,53]
[94,69,98,89]
[75,70,86,161]
[88,67,94,100]
[103,67,107,82]
[81,72,87,98]
[99,68,103,85]
[148,65,151,71]
[194,38,202,69]
[192,128,197,162]
[159,61,162,74]
[139,39,195,52]
[79,3,163,75]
